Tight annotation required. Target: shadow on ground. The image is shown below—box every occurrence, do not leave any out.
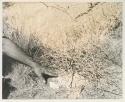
[2,54,16,99]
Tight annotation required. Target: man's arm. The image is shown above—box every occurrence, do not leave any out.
[2,37,52,77]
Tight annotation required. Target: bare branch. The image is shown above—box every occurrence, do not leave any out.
[75,2,100,19]
[40,2,74,21]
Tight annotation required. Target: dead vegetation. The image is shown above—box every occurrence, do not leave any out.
[2,2,122,99]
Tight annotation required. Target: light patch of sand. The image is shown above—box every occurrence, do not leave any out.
[3,3,122,52]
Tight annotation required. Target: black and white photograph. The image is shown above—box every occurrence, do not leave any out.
[1,0,124,100]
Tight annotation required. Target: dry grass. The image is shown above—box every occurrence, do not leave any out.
[3,2,122,99]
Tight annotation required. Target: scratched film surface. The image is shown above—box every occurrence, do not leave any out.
[2,2,122,99]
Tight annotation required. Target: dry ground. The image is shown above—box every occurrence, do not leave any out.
[2,2,122,99]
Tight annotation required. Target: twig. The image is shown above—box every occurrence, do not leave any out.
[93,44,121,67]
[40,2,74,21]
[80,85,85,93]
[97,88,121,96]
[75,2,100,19]
[40,2,48,8]
[69,70,75,88]
[69,58,76,88]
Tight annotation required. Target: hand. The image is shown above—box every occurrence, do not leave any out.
[32,63,58,78]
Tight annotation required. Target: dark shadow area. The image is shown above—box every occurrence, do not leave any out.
[2,54,15,76]
[2,54,16,99]
[42,73,58,84]
[2,78,16,99]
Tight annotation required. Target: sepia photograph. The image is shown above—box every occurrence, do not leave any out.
[2,1,123,99]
